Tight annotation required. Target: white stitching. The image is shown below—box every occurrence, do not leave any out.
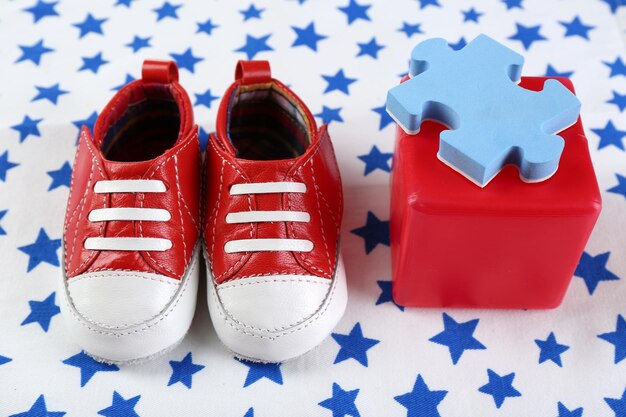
[173,155,188,262]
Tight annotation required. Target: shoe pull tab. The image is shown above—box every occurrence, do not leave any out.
[142,60,179,83]
[235,60,271,84]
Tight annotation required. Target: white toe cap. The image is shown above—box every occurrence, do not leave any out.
[67,270,180,329]
[216,275,332,332]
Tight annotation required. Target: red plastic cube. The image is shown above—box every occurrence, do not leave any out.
[390,76,602,309]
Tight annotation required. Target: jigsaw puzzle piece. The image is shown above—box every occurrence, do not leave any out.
[386,34,580,187]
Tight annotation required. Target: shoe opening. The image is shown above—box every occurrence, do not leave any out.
[99,83,182,162]
[227,82,313,160]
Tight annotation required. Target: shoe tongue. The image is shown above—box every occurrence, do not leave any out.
[236,158,297,183]
[100,158,156,180]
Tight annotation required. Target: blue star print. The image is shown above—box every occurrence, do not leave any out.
[112,75,135,91]
[546,65,574,78]
[556,402,583,417]
[79,52,108,74]
[18,228,61,272]
[197,19,218,35]
[73,111,98,141]
[478,369,522,409]
[322,69,357,94]
[199,127,209,151]
[236,358,283,387]
[73,14,107,38]
[115,0,134,7]
[0,354,11,365]
[11,116,42,143]
[351,211,390,254]
[240,4,264,21]
[194,89,219,108]
[449,37,467,51]
[338,0,371,25]
[535,332,570,367]
[605,388,626,417]
[358,145,393,175]
[153,2,181,21]
[319,383,360,417]
[168,352,205,388]
[574,251,620,295]
[375,280,404,311]
[126,36,151,53]
[462,8,483,23]
[398,22,423,38]
[560,16,594,40]
[502,0,523,9]
[508,23,547,50]
[98,392,141,417]
[592,120,625,150]
[16,40,54,65]
[235,34,273,59]
[47,161,72,191]
[23,0,59,23]
[601,0,626,14]
[598,314,626,364]
[21,292,60,332]
[243,408,254,417]
[357,38,384,59]
[332,323,380,367]
[394,374,447,417]
[170,48,203,73]
[372,106,393,130]
[419,0,441,8]
[292,23,327,51]
[32,84,68,104]
[0,210,7,235]
[604,57,626,78]
[62,351,119,387]
[315,106,343,124]
[9,395,65,417]
[608,174,626,199]
[0,151,19,181]
[608,91,626,112]
[429,313,486,364]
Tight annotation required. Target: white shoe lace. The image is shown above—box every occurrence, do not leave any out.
[224,181,314,253]
[84,180,172,251]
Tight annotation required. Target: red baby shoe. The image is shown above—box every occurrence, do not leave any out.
[203,61,346,362]
[60,60,201,364]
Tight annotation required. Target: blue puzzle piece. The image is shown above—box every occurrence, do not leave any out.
[386,34,581,187]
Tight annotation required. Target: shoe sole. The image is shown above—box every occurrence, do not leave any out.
[59,244,200,365]
[205,251,347,363]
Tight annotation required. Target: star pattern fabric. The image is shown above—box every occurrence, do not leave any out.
[478,369,522,408]
[598,315,626,364]
[236,358,283,387]
[18,228,61,272]
[62,352,120,387]
[1,1,625,416]
[21,292,60,332]
[331,323,380,366]
[168,352,205,388]
[98,392,141,417]
[574,251,620,294]
[351,211,390,254]
[429,313,486,364]
[394,374,447,417]
[535,332,570,367]
[319,383,361,417]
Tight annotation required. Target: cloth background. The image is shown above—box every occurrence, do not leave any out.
[0,0,624,416]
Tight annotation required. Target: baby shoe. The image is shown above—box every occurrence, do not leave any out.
[60,60,201,364]
[203,60,346,362]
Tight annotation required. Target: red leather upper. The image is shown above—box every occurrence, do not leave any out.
[203,61,343,284]
[64,60,201,280]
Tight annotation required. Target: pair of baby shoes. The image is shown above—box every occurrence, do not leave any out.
[60,59,346,364]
